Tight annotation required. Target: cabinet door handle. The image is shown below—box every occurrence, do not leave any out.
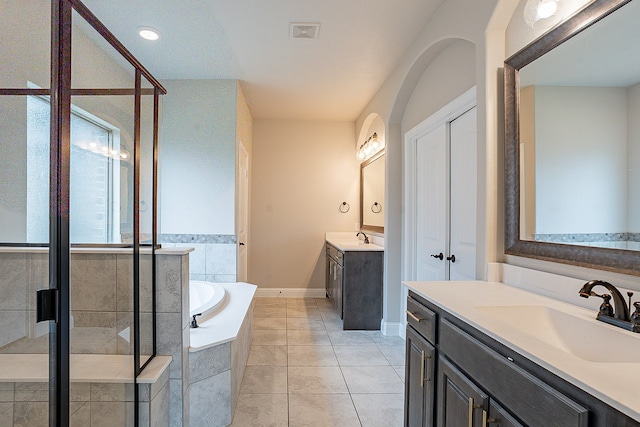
[482,410,496,426]
[406,310,422,322]
[446,254,456,263]
[468,398,482,427]
[420,350,425,388]
[420,352,431,386]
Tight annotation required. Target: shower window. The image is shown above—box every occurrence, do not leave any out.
[26,94,125,244]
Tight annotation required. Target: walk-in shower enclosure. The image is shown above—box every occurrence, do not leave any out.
[0,1,165,425]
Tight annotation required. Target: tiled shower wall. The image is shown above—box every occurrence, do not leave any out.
[161,234,237,283]
[0,250,153,355]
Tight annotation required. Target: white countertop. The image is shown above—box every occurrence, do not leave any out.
[325,232,384,252]
[403,280,640,422]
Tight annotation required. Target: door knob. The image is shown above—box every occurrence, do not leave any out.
[446,254,456,263]
[430,253,444,260]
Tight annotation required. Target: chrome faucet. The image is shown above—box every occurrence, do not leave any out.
[356,231,369,244]
[579,280,629,321]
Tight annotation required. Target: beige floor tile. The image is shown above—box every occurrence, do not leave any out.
[247,345,288,366]
[322,318,345,331]
[286,329,331,346]
[341,366,405,394]
[288,393,361,427]
[239,366,287,394]
[393,365,406,383]
[286,318,326,331]
[252,330,287,346]
[328,330,375,346]
[314,297,333,307]
[378,345,406,365]
[286,298,318,308]
[252,317,287,330]
[253,306,287,318]
[288,366,349,393]
[287,306,322,320]
[229,393,288,426]
[368,331,406,346]
[334,345,390,366]
[287,345,338,367]
[352,393,404,427]
[253,298,287,308]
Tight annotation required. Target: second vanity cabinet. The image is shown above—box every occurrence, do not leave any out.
[325,242,383,330]
[405,290,640,427]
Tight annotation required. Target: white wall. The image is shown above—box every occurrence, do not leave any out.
[250,120,359,289]
[160,80,237,235]
[534,86,627,234]
[355,0,500,331]
[402,39,476,132]
[628,83,640,232]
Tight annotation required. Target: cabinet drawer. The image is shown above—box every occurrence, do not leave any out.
[439,319,588,427]
[406,297,437,344]
[326,243,344,266]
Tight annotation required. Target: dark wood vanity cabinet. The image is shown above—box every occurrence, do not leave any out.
[325,243,383,330]
[405,291,640,427]
[406,326,435,427]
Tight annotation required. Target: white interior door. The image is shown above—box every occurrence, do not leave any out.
[449,107,477,281]
[237,141,249,282]
[415,124,448,281]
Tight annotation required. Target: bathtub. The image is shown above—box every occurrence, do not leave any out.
[189,281,257,351]
[189,280,227,317]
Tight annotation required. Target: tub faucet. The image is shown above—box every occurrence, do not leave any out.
[190,313,202,328]
[356,231,369,244]
[579,280,630,321]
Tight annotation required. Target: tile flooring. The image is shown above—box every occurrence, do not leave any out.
[230,297,406,427]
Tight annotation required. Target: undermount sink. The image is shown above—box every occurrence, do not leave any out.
[475,305,640,363]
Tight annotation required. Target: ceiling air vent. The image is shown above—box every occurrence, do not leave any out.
[290,22,320,40]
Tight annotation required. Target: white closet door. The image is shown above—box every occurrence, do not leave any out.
[415,124,448,281]
[449,107,477,281]
[237,141,249,282]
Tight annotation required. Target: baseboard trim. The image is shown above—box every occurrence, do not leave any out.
[380,321,403,337]
[254,288,327,298]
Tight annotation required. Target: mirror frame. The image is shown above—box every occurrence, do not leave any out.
[503,0,639,275]
[360,150,385,233]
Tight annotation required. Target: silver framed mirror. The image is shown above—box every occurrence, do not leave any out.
[503,0,640,275]
[360,150,385,233]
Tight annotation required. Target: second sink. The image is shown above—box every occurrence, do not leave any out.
[475,305,640,363]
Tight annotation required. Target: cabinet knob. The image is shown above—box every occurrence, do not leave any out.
[446,254,456,263]
[431,252,444,260]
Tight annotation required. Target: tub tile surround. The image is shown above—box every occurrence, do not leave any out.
[188,283,255,427]
[160,234,237,283]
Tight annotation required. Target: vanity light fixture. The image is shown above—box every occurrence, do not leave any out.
[524,0,564,29]
[357,132,385,161]
[138,27,160,41]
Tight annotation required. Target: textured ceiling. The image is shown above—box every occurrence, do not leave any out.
[82,0,445,120]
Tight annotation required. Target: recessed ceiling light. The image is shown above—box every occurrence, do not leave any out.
[138,27,160,41]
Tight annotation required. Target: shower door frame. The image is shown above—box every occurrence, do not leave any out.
[0,1,166,425]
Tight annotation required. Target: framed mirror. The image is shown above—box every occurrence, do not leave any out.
[504,0,640,275]
[361,150,385,233]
